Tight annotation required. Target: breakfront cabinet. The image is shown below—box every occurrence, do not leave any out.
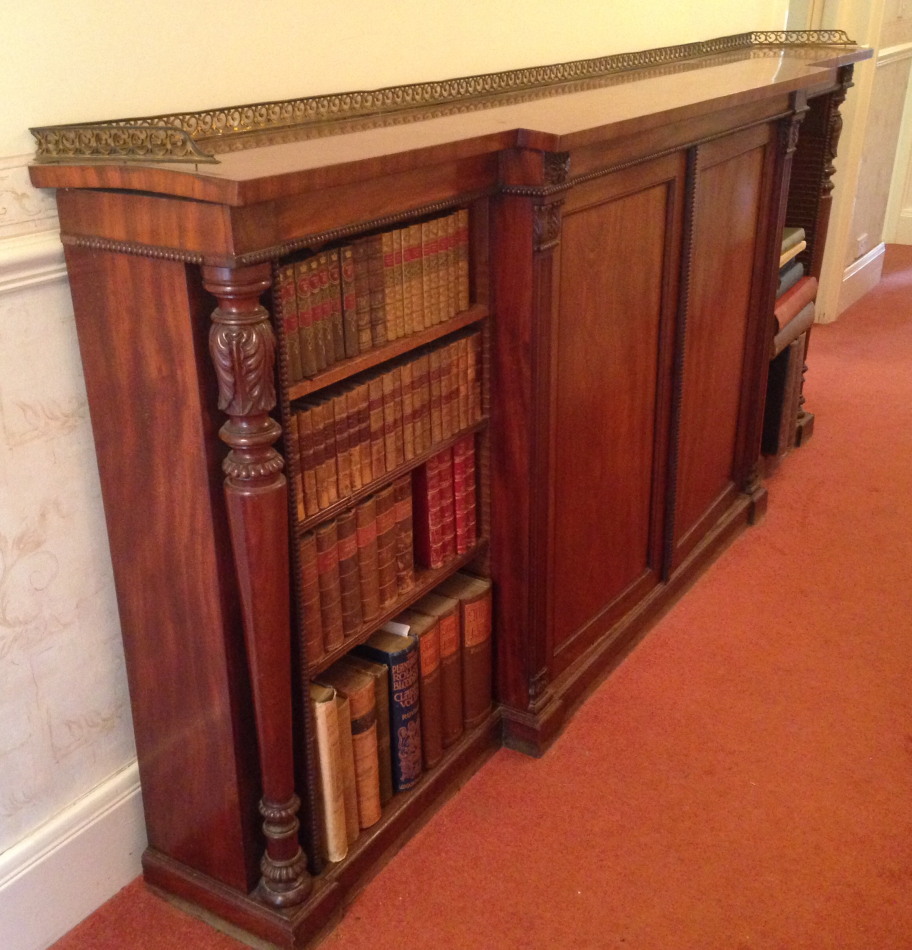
[30,32,868,948]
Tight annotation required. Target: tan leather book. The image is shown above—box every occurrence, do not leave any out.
[298,530,324,667]
[402,223,423,335]
[332,391,353,500]
[275,261,303,383]
[393,474,416,595]
[317,661,382,829]
[307,255,331,372]
[367,373,387,479]
[343,655,394,805]
[396,609,443,769]
[400,359,416,463]
[286,413,305,524]
[294,406,320,519]
[364,233,387,347]
[309,683,348,863]
[335,510,362,640]
[410,591,462,747]
[375,484,399,610]
[412,352,432,456]
[428,346,444,447]
[315,519,344,652]
[355,495,381,623]
[326,248,346,363]
[435,572,493,729]
[455,208,470,314]
[347,380,372,488]
[351,239,373,352]
[381,367,401,472]
[420,217,439,329]
[339,244,361,360]
[294,258,318,378]
[334,692,360,844]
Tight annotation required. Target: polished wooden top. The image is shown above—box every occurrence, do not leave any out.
[30,41,870,206]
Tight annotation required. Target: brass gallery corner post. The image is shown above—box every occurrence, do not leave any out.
[203,263,311,907]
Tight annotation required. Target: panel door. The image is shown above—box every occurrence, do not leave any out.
[548,153,684,675]
[671,124,775,568]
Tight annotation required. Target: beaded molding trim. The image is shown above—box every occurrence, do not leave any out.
[31,31,856,165]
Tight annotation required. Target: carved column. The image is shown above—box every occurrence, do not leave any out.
[203,263,311,908]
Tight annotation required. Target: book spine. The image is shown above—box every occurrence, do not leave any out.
[416,620,443,769]
[375,484,399,610]
[404,223,424,335]
[438,448,457,561]
[339,245,361,359]
[326,248,347,363]
[455,335,470,433]
[412,453,447,569]
[455,208,470,314]
[468,331,482,424]
[367,373,387,479]
[309,684,348,862]
[298,530,324,667]
[413,352,432,456]
[420,218,437,329]
[452,435,477,555]
[334,693,361,844]
[352,239,373,353]
[316,398,340,508]
[295,404,321,518]
[443,211,457,322]
[428,346,444,446]
[438,606,463,747]
[336,510,363,639]
[355,639,422,792]
[286,412,305,524]
[308,257,329,372]
[393,474,416,595]
[295,260,318,378]
[315,520,344,651]
[366,234,387,347]
[355,495,381,624]
[332,670,382,828]
[351,380,372,488]
[400,358,416,463]
[382,229,399,342]
[346,659,394,806]
[381,367,401,472]
[460,584,493,728]
[276,262,303,383]
[440,340,457,440]
[332,392,353,500]
[343,384,364,494]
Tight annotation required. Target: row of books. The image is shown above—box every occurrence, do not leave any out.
[289,331,482,522]
[275,209,471,384]
[299,438,479,665]
[775,226,816,335]
[310,571,493,863]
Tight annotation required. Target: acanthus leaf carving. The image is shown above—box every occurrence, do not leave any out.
[209,319,277,417]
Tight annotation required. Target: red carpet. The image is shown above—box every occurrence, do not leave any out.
[52,245,912,950]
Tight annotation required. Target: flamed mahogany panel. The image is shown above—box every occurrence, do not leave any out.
[550,163,679,669]
[673,131,767,562]
[63,247,260,891]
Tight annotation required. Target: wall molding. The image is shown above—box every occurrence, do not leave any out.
[0,230,66,294]
[0,762,146,950]
[830,241,886,320]
[877,41,912,67]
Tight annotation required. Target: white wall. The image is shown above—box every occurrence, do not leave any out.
[0,2,787,947]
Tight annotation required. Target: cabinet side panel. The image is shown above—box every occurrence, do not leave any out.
[673,143,765,557]
[550,181,669,665]
[63,246,259,891]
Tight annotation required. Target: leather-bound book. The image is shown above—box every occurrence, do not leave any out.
[294,258,318,378]
[298,530,324,667]
[403,223,424,335]
[315,519,344,651]
[353,629,422,793]
[399,359,416,462]
[309,683,348,862]
[308,255,331,372]
[437,448,457,562]
[410,591,462,747]
[341,385,363,494]
[393,474,416,594]
[332,391,353,499]
[454,335,470,433]
[428,346,444,446]
[364,233,387,347]
[455,208,470,314]
[333,692,360,844]
[351,239,373,353]
[381,367,401,472]
[339,245,361,359]
[335,509,363,639]
[317,660,382,829]
[374,484,399,609]
[436,572,493,729]
[412,352,432,456]
[412,453,447,570]
[774,275,818,332]
[443,212,457,321]
[467,331,482,423]
[367,373,387,479]
[344,655,394,805]
[396,609,443,769]
[294,405,320,519]
[286,413,305,524]
[355,495,381,624]
[347,380,372,488]
[326,248,346,363]
[421,217,440,329]
[439,340,456,440]
[452,435,477,555]
[275,261,303,383]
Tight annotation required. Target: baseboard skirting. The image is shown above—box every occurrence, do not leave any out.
[828,242,886,322]
[0,761,146,950]
[0,230,66,294]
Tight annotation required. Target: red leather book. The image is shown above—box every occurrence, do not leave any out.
[774,275,818,331]
[298,529,323,667]
[335,509,363,639]
[452,435,477,555]
[410,591,462,747]
[315,519,344,651]
[374,484,399,609]
[355,495,381,624]
[435,572,493,729]
[412,452,448,569]
[412,352,432,455]
[438,448,457,562]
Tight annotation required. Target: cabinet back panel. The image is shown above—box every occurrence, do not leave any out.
[550,182,669,659]
[673,141,765,556]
